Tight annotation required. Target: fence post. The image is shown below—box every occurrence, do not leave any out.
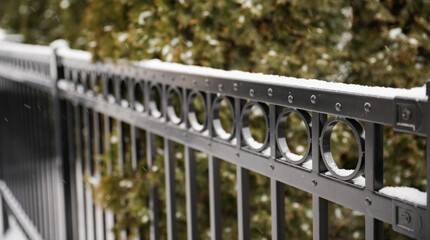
[0,192,3,236]
[49,40,69,240]
[426,80,430,240]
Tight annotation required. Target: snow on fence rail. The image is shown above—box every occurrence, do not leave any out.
[0,40,429,239]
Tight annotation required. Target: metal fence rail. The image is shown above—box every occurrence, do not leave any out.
[0,40,429,240]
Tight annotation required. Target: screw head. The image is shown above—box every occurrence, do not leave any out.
[249,89,255,97]
[192,79,197,86]
[288,95,294,103]
[310,95,317,104]
[171,76,175,81]
[402,108,411,121]
[335,102,342,112]
[270,163,275,170]
[400,211,411,224]
[181,75,185,81]
[365,197,372,206]
[218,84,223,92]
[205,78,210,86]
[233,83,238,91]
[267,88,273,97]
[364,102,371,112]
[311,179,317,186]
[236,152,240,158]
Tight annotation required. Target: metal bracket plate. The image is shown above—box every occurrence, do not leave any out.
[392,199,423,239]
[393,98,424,135]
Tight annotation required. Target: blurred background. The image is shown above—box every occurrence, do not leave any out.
[1,0,429,239]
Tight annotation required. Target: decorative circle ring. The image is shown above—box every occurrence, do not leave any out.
[319,117,365,181]
[149,84,163,118]
[275,108,312,164]
[167,87,183,125]
[212,96,235,141]
[240,101,269,152]
[188,91,207,132]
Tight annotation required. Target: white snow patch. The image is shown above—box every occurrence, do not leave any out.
[389,28,403,39]
[4,216,28,240]
[379,186,426,206]
[324,169,365,187]
[120,99,129,108]
[135,102,144,112]
[119,180,133,188]
[88,176,100,186]
[286,152,303,161]
[0,41,51,57]
[408,38,418,45]
[136,59,427,100]
[302,160,313,170]
[107,95,116,104]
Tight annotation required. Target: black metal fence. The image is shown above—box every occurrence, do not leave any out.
[0,40,429,240]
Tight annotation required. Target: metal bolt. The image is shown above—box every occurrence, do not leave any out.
[183,132,188,138]
[310,95,317,104]
[335,102,342,112]
[152,74,156,79]
[192,79,197,86]
[171,77,175,81]
[400,211,411,224]
[249,89,255,97]
[270,163,275,170]
[288,95,294,103]
[402,108,411,121]
[233,83,238,91]
[311,179,317,186]
[364,102,371,112]
[218,84,223,92]
[208,142,212,147]
[181,75,185,81]
[267,88,273,97]
[161,73,165,78]
[364,197,372,206]
[205,78,210,86]
[236,152,240,158]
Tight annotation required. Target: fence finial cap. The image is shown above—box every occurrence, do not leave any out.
[50,39,69,49]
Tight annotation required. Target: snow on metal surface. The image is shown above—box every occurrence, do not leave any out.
[52,46,428,101]
[0,41,50,57]
[379,186,426,206]
[137,59,427,100]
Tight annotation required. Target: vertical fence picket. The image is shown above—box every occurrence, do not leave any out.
[237,167,250,240]
[74,106,87,240]
[104,115,115,240]
[65,101,79,239]
[269,105,286,240]
[0,192,3,236]
[185,147,198,240]
[209,155,222,240]
[93,111,105,240]
[312,112,328,240]
[83,108,95,240]
[365,122,384,240]
[164,138,178,240]
[147,131,160,240]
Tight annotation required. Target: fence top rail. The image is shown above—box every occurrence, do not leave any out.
[0,41,51,60]
[56,46,428,101]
